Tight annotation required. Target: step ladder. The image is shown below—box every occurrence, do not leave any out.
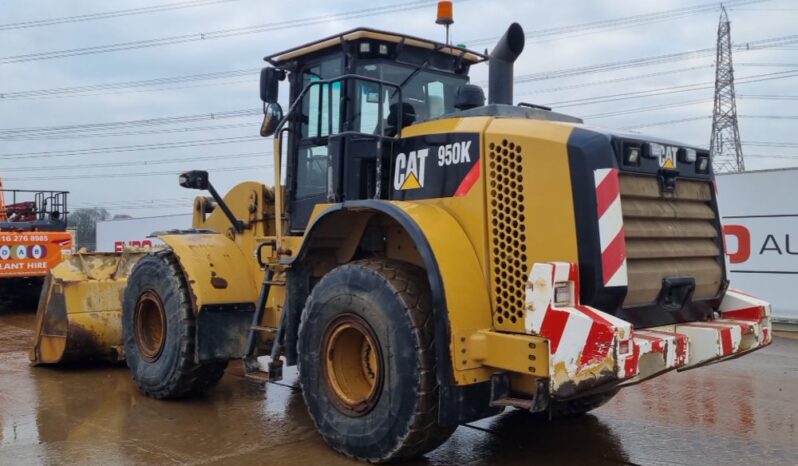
[243,248,289,384]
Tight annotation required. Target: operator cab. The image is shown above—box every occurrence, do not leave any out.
[261,28,487,231]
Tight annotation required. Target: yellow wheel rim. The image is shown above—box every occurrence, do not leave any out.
[322,314,382,415]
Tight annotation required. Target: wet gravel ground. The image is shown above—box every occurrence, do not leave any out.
[1,309,796,465]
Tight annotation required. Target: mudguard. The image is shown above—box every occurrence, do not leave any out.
[294,200,495,387]
[159,233,260,361]
[158,233,259,312]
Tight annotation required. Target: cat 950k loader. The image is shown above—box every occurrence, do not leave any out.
[32,22,772,463]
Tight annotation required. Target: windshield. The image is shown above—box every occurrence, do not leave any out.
[353,62,468,134]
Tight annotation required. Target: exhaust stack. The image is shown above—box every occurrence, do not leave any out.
[488,23,525,105]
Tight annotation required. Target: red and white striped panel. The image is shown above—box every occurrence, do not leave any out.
[525,262,632,393]
[623,290,771,382]
[594,168,627,287]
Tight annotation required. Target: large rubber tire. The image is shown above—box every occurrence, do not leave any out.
[298,259,455,463]
[122,250,227,399]
[547,389,619,418]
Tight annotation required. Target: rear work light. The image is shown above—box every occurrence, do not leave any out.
[647,142,665,159]
[618,339,632,356]
[623,143,641,166]
[696,153,710,174]
[553,282,574,307]
[681,148,697,163]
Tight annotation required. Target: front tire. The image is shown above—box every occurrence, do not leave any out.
[298,259,455,463]
[122,250,227,399]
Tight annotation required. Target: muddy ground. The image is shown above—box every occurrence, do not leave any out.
[1,308,796,465]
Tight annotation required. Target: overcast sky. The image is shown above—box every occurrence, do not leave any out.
[0,0,796,217]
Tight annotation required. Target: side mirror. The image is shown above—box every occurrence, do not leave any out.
[179,170,209,190]
[260,102,284,137]
[260,67,284,103]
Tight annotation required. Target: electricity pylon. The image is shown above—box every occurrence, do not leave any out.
[710,5,745,173]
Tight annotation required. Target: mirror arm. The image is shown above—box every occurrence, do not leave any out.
[206,182,245,233]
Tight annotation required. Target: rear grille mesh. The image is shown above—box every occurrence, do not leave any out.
[487,138,528,331]
[619,174,723,306]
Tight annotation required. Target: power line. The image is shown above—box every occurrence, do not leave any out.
[0,0,774,67]
[739,94,798,100]
[623,116,711,130]
[0,75,255,102]
[0,68,259,100]
[2,62,791,139]
[0,108,260,137]
[0,151,268,172]
[737,62,798,67]
[76,197,195,208]
[1,48,715,101]
[0,0,452,64]
[515,33,798,86]
[0,121,258,141]
[746,153,798,159]
[0,0,240,31]
[466,0,769,46]
[5,164,271,181]
[515,65,714,97]
[728,7,798,12]
[4,27,795,104]
[544,69,798,108]
[738,114,798,120]
[624,115,798,131]
[583,98,712,119]
[743,141,798,147]
[0,135,262,160]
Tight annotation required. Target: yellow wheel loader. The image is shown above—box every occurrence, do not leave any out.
[32,23,772,463]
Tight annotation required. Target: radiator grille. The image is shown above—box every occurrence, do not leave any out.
[486,138,528,331]
[619,174,723,306]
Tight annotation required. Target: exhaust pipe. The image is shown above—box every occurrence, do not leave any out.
[488,23,525,105]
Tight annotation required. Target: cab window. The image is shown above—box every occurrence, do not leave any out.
[353,62,467,133]
[295,57,342,200]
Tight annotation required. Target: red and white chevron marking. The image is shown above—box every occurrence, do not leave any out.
[525,262,632,393]
[594,168,627,287]
[524,262,772,395]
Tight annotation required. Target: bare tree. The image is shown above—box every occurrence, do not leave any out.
[68,208,111,250]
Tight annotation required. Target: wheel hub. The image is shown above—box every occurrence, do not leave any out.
[322,314,383,416]
[134,290,167,362]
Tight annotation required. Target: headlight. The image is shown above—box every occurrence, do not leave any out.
[681,148,697,163]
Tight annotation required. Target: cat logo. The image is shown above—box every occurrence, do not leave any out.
[394,149,429,190]
[660,146,678,169]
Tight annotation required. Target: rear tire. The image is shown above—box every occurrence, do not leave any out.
[298,259,455,463]
[122,250,227,399]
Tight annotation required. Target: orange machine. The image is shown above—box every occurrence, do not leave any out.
[0,177,6,222]
[0,179,73,308]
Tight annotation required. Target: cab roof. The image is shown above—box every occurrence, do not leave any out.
[264,27,488,66]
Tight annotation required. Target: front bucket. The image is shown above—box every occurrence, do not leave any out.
[30,250,150,365]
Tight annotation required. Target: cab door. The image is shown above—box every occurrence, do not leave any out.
[288,57,343,232]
